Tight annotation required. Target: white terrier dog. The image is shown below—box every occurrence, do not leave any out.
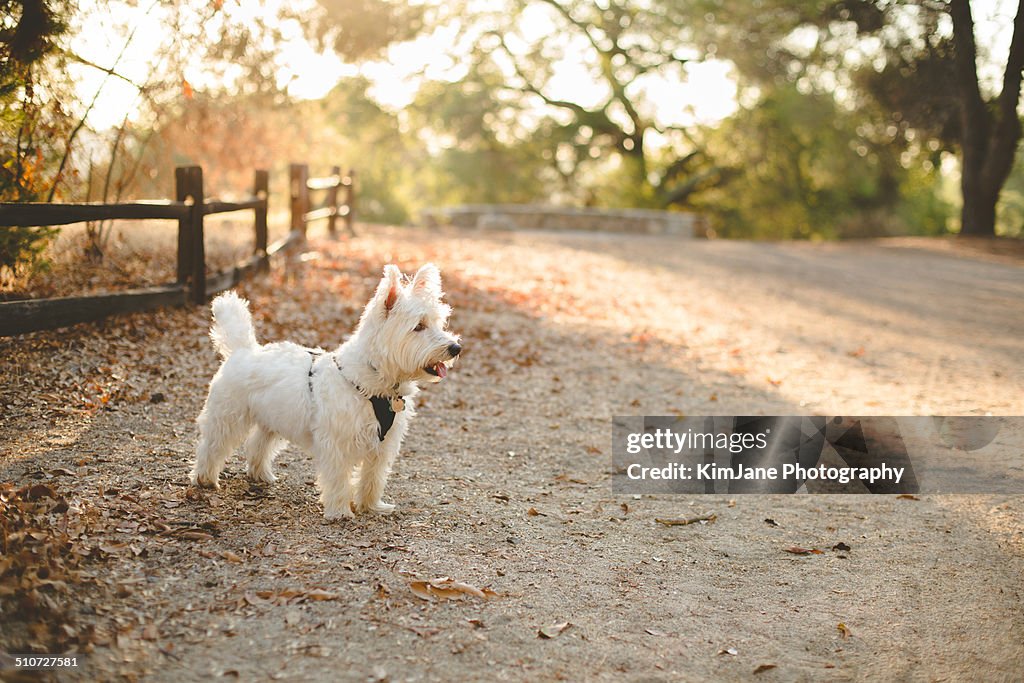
[190,264,461,519]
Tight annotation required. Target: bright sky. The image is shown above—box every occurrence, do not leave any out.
[71,0,1015,133]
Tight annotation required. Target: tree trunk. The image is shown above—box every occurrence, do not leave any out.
[949,0,1024,238]
[959,184,998,237]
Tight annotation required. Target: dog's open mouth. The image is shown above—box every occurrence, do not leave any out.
[425,362,448,379]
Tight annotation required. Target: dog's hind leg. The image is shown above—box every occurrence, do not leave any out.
[191,393,251,489]
[244,426,283,483]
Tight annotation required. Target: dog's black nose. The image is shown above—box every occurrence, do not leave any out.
[448,343,462,358]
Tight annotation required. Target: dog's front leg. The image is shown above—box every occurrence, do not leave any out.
[355,442,399,514]
[313,437,358,520]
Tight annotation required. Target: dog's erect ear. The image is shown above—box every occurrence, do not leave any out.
[411,263,442,297]
[375,265,402,314]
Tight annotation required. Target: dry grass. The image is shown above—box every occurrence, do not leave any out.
[2,211,293,300]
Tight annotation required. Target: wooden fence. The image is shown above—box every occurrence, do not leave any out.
[0,163,355,337]
[290,164,356,238]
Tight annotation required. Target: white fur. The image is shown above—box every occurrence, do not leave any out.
[190,264,461,519]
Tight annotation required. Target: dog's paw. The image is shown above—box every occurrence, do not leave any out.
[367,501,396,514]
[323,504,355,521]
[190,471,221,490]
[247,468,277,484]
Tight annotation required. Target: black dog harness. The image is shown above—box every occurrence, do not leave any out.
[306,350,405,440]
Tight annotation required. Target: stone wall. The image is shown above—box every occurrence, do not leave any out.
[422,205,704,237]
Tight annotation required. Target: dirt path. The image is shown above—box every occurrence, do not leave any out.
[2,228,1023,681]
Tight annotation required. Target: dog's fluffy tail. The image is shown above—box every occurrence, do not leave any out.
[210,291,257,359]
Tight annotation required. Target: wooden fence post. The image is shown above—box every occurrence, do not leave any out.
[289,163,309,239]
[175,166,205,304]
[254,169,269,256]
[175,167,192,285]
[344,168,356,236]
[326,165,341,238]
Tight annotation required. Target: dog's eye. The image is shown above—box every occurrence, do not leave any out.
[413,322,426,332]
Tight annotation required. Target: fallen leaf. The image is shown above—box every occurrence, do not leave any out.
[832,542,851,552]
[222,550,243,563]
[753,664,777,674]
[409,582,434,601]
[784,546,823,555]
[244,592,268,606]
[409,578,498,602]
[764,518,779,527]
[656,514,716,526]
[838,623,851,639]
[718,647,738,656]
[27,483,56,500]
[897,494,920,500]
[538,622,571,639]
[645,628,669,637]
[305,589,339,601]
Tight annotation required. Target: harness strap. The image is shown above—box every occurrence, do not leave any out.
[306,349,403,440]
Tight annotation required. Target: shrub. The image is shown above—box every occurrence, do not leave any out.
[0,225,58,280]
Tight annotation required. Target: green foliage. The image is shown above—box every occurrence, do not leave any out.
[0,0,76,274]
[997,147,1024,238]
[312,78,414,224]
[695,83,951,239]
[0,225,57,276]
[0,0,71,96]
[406,71,555,209]
[405,0,716,211]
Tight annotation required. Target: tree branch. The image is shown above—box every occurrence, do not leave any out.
[536,0,644,136]
[491,31,624,141]
[660,149,703,185]
[537,0,604,54]
[661,166,735,207]
[59,49,146,90]
[47,0,159,201]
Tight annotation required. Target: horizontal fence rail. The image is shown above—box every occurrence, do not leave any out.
[0,286,188,337]
[0,201,190,226]
[0,162,355,337]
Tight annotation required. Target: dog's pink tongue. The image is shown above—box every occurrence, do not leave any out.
[434,362,447,379]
